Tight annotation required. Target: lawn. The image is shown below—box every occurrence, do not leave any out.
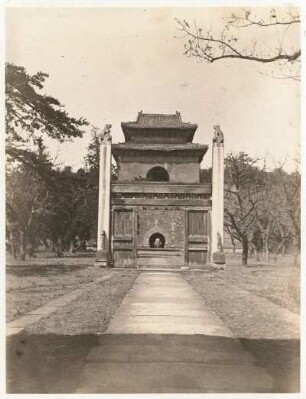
[184,254,300,392]
[6,254,137,323]
[186,253,300,308]
[184,254,300,339]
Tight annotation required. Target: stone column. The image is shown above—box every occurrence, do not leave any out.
[211,126,225,263]
[96,125,112,267]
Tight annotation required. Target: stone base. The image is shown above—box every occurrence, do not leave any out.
[212,251,226,264]
[95,250,110,268]
[94,259,108,268]
[212,263,226,270]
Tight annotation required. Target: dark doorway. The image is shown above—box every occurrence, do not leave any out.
[149,233,165,248]
[146,167,169,182]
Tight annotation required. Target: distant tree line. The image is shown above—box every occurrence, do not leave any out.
[5,63,117,259]
[200,153,300,265]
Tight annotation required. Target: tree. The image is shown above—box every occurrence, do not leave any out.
[224,153,267,265]
[176,7,300,80]
[5,63,89,259]
[272,167,300,258]
[6,138,57,259]
[6,63,88,171]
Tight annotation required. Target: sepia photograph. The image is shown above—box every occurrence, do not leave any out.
[3,1,302,395]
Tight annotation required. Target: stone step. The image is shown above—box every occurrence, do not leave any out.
[76,362,273,393]
[86,344,256,365]
[137,259,184,267]
[137,250,183,257]
[137,249,184,267]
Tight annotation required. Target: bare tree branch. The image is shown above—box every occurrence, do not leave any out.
[176,8,300,79]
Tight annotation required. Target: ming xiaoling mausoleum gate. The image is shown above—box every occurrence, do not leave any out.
[96,111,225,269]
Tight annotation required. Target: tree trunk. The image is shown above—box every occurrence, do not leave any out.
[26,232,36,258]
[69,238,75,255]
[8,231,18,258]
[42,238,50,252]
[293,236,299,265]
[264,237,269,262]
[242,237,249,266]
[19,231,26,261]
[55,238,64,258]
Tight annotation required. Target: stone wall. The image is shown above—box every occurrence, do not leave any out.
[118,162,199,183]
[137,208,185,249]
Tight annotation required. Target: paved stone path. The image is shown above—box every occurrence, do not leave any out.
[76,272,274,393]
[106,272,233,335]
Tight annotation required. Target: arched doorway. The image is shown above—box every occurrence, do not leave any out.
[146,166,169,182]
[149,233,166,248]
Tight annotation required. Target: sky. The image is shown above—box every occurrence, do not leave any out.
[5,6,301,171]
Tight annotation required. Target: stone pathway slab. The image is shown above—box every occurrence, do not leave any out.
[106,272,233,337]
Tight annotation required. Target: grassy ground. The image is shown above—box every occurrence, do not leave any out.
[184,254,300,393]
[184,255,300,339]
[6,256,113,322]
[24,269,138,334]
[186,253,300,312]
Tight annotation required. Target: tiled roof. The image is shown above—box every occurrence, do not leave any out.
[121,111,197,129]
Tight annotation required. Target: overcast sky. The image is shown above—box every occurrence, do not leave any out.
[6,6,300,171]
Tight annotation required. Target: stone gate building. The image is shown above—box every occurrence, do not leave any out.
[96,112,225,269]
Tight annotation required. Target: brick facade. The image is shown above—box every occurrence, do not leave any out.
[118,162,199,183]
[137,208,185,249]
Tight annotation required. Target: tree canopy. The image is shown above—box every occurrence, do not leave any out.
[5,63,88,171]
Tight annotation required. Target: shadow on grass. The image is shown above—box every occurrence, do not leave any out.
[6,333,300,394]
[6,264,89,277]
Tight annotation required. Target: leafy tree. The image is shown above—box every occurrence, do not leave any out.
[5,62,89,259]
[176,8,300,80]
[6,62,88,171]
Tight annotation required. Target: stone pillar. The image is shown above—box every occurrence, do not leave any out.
[211,126,226,265]
[96,125,112,267]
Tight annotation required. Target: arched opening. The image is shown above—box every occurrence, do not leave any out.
[146,166,169,182]
[149,233,166,248]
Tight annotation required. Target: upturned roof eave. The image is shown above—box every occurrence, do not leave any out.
[112,144,208,163]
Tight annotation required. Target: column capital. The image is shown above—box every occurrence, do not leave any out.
[100,124,112,144]
[212,125,224,146]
